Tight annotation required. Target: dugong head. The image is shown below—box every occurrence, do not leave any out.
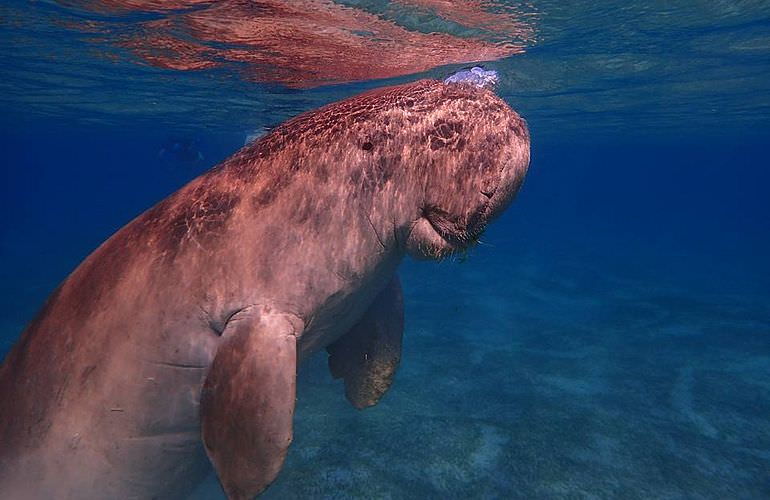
[400,79,530,259]
[235,78,529,262]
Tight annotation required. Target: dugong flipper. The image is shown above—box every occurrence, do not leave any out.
[327,274,404,409]
[200,307,303,499]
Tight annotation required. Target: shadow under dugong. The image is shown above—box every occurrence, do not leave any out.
[0,78,530,499]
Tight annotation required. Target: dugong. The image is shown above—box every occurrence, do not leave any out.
[0,78,530,499]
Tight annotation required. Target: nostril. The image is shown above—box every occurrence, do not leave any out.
[480,177,497,200]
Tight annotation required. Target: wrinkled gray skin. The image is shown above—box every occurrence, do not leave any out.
[0,79,530,500]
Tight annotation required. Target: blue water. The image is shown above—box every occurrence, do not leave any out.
[2,1,770,498]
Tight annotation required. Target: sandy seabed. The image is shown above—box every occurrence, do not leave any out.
[186,242,770,499]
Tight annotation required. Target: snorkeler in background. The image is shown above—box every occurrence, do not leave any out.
[158,135,205,165]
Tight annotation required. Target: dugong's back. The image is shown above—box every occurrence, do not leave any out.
[0,196,217,498]
[0,138,251,496]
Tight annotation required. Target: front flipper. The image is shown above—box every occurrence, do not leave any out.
[201,307,303,500]
[327,275,404,409]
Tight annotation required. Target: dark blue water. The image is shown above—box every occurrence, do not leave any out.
[2,1,769,498]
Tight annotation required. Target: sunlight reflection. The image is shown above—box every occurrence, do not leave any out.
[64,0,536,87]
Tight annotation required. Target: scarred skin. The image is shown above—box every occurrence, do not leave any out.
[0,79,530,499]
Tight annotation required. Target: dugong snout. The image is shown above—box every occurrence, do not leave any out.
[483,116,531,224]
[406,79,530,259]
[443,67,529,227]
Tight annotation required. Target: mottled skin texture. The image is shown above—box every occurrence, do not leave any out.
[0,79,529,499]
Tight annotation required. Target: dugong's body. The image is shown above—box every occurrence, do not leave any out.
[0,79,529,499]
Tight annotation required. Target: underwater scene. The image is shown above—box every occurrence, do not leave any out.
[1,1,769,498]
